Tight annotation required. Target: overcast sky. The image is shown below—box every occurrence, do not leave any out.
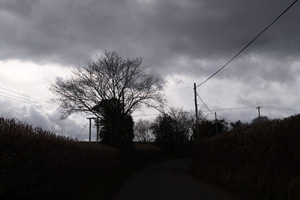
[0,0,299,140]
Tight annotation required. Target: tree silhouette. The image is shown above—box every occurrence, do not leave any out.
[152,114,176,155]
[95,98,134,150]
[152,112,193,155]
[230,120,249,130]
[252,116,269,124]
[134,119,153,143]
[194,119,229,139]
[50,51,165,148]
[50,51,165,119]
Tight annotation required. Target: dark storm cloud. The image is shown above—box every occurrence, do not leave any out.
[0,0,39,16]
[0,0,299,80]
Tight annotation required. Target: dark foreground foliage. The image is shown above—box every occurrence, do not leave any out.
[96,98,134,151]
[0,117,120,200]
[192,114,300,200]
[0,117,164,200]
[152,114,193,156]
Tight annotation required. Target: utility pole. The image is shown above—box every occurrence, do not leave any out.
[122,92,125,114]
[194,83,200,140]
[96,117,99,142]
[256,106,263,117]
[87,117,96,142]
[215,112,219,135]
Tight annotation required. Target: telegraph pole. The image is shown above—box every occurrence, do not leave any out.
[194,83,199,140]
[256,106,263,117]
[215,112,219,135]
[87,117,96,142]
[96,117,99,142]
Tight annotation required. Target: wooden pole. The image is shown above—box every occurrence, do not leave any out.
[87,117,96,142]
[88,118,92,142]
[256,106,262,117]
[96,117,99,142]
[215,112,219,135]
[194,83,200,140]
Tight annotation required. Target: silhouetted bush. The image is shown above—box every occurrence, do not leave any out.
[0,117,168,200]
[96,98,134,151]
[194,119,229,140]
[193,114,300,200]
[152,114,189,155]
[0,117,120,200]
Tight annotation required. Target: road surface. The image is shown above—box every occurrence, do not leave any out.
[114,158,245,200]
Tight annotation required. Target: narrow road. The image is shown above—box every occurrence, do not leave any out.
[114,158,245,200]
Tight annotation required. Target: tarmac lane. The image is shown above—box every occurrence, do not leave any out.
[114,158,246,200]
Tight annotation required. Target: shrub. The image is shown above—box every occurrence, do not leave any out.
[193,114,300,200]
[0,117,120,200]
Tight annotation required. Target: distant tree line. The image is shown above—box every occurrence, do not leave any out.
[151,108,196,155]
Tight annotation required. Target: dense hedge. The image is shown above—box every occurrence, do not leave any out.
[193,114,300,200]
[0,117,120,200]
[0,117,164,200]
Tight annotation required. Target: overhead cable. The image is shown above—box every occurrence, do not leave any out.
[0,86,43,102]
[211,106,256,112]
[196,93,246,123]
[0,86,53,106]
[196,92,214,115]
[0,92,57,110]
[197,0,298,88]
[168,86,193,92]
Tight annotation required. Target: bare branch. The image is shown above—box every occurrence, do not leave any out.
[50,51,165,119]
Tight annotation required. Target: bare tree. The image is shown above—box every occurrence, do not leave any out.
[50,51,165,119]
[151,107,206,155]
[134,119,153,142]
[168,107,206,140]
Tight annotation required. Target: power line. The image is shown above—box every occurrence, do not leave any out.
[264,105,299,113]
[0,93,56,110]
[0,90,44,105]
[76,123,89,140]
[0,86,55,108]
[0,86,94,141]
[0,91,57,110]
[196,92,245,123]
[211,106,256,112]
[0,91,38,105]
[168,86,193,92]
[196,92,214,115]
[197,0,298,88]
[256,106,263,117]
[0,86,46,102]
[0,86,160,120]
[215,113,234,124]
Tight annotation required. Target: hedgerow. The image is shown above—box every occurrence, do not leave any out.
[0,117,120,200]
[193,114,300,200]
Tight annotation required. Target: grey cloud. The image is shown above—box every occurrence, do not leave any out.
[140,0,299,57]
[0,0,299,82]
[214,55,299,86]
[0,0,39,17]
[0,100,88,140]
